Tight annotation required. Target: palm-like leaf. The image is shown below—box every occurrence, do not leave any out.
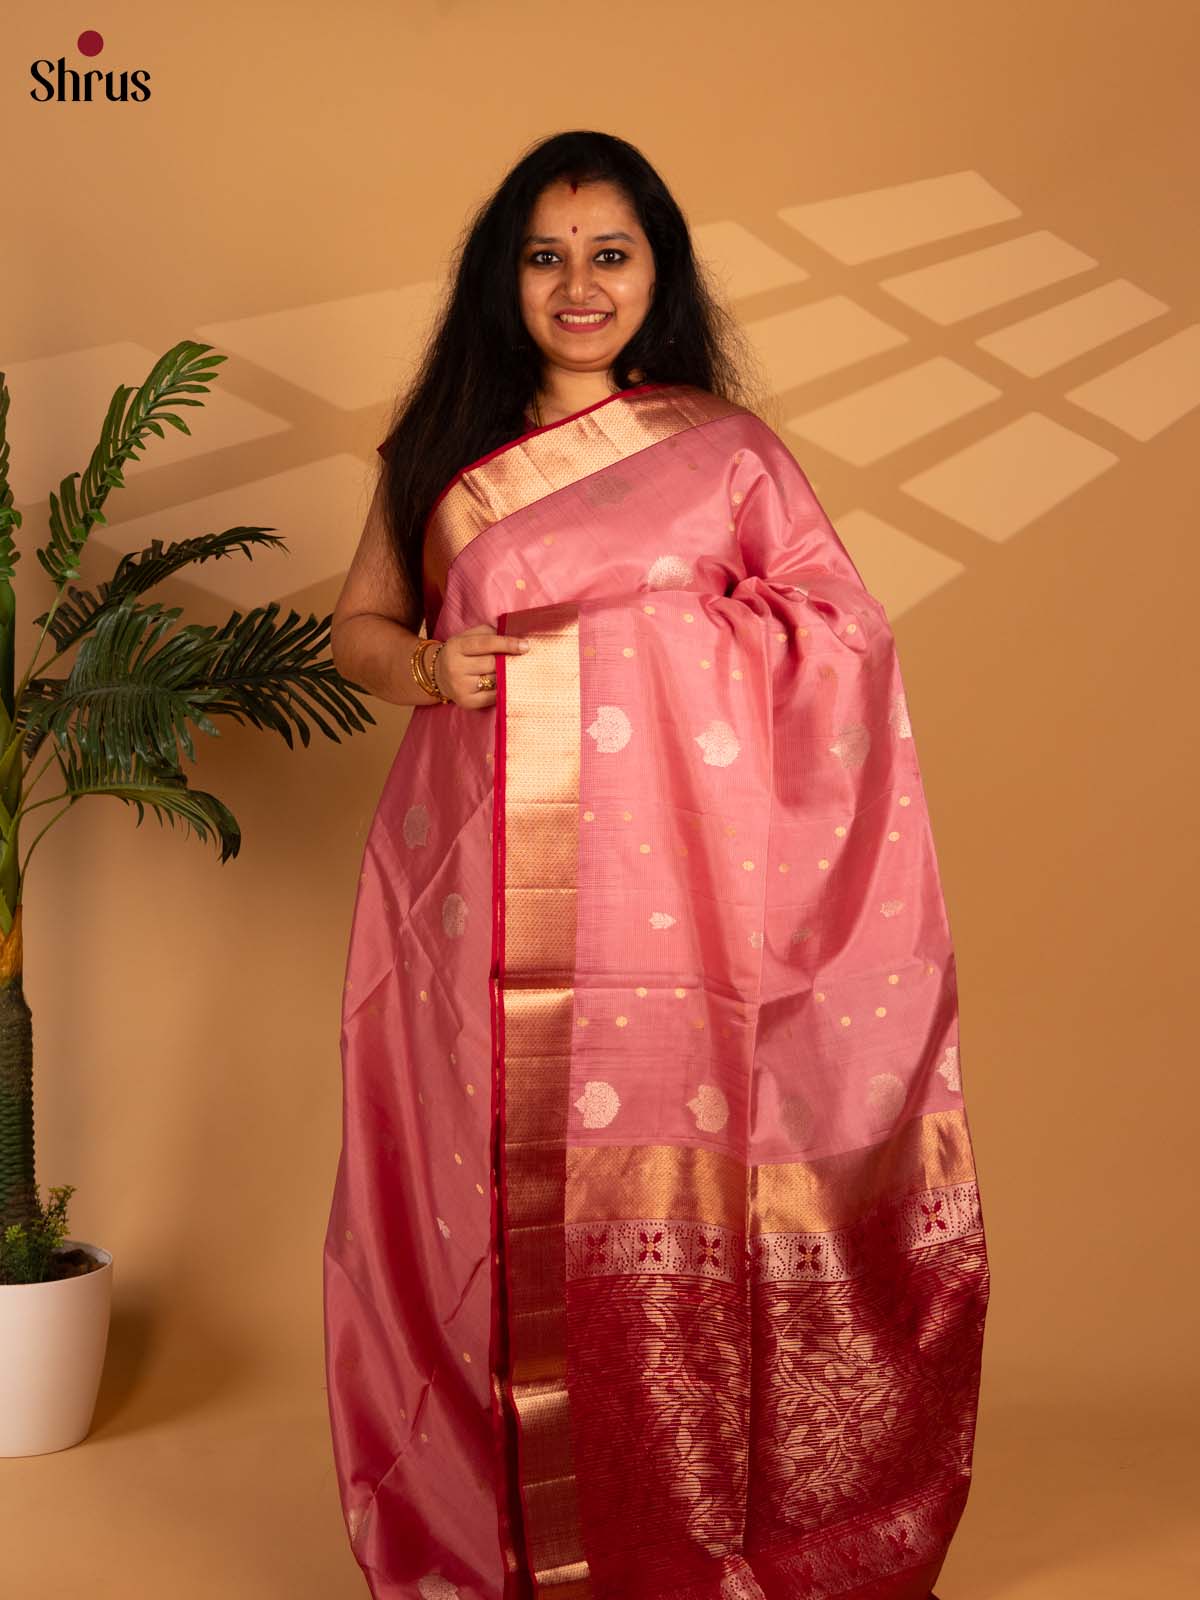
[35,527,290,652]
[200,602,375,749]
[20,599,226,769]
[57,740,241,862]
[18,595,375,771]
[37,342,226,588]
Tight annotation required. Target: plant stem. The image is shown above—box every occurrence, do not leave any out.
[19,802,72,881]
[16,791,69,817]
[11,749,62,818]
[0,923,35,1236]
[10,592,66,714]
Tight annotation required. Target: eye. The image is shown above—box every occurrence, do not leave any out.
[526,248,630,267]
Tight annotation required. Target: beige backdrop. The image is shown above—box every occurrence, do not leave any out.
[2,1,1197,1594]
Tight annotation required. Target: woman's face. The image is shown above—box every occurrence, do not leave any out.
[517,178,656,380]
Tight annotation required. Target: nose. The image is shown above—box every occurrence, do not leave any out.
[562,255,597,302]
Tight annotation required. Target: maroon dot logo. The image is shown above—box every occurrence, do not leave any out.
[77,30,104,57]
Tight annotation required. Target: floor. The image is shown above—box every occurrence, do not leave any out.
[1,1369,1196,1595]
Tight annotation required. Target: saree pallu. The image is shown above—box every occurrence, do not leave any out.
[323,383,989,1600]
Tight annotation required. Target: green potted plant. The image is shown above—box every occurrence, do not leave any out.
[0,340,373,1456]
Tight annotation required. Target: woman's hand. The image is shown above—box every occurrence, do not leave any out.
[431,623,531,708]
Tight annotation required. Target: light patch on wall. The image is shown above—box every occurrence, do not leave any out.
[744,295,908,393]
[900,413,1117,541]
[820,508,966,620]
[879,231,1097,325]
[977,279,1169,376]
[196,282,442,411]
[785,356,1001,466]
[778,171,1021,264]
[1065,324,1200,442]
[692,219,809,299]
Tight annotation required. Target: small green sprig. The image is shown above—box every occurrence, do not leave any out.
[0,1183,77,1285]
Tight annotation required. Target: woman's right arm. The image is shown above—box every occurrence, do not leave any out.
[330,478,442,708]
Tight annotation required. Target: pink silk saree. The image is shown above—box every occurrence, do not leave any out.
[323,382,989,1600]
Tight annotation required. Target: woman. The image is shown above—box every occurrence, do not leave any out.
[323,130,988,1600]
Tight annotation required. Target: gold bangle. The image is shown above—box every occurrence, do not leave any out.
[417,648,444,702]
[410,639,449,703]
[417,641,444,698]
[427,647,449,703]
[412,639,436,690]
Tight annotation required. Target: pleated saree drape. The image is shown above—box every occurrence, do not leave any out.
[323,382,989,1600]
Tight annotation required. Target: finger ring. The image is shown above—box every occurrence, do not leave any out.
[476,672,496,692]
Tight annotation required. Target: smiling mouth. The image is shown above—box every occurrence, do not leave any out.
[554,310,613,328]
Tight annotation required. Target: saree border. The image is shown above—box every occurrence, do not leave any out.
[488,662,534,1597]
[490,600,592,1596]
[561,1108,979,1234]
[422,382,744,630]
[476,383,744,1593]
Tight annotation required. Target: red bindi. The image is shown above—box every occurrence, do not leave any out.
[571,225,578,233]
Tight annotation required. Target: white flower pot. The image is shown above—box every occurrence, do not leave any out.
[0,1238,112,1457]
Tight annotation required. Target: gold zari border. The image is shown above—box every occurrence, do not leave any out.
[499,605,590,1593]
[563,1181,983,1286]
[424,384,742,618]
[564,1108,978,1235]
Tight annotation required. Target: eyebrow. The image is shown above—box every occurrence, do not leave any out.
[522,231,637,245]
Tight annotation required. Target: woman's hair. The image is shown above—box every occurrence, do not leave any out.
[376,128,763,615]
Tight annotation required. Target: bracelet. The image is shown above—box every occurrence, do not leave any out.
[410,639,451,704]
[411,640,444,702]
[412,636,451,700]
